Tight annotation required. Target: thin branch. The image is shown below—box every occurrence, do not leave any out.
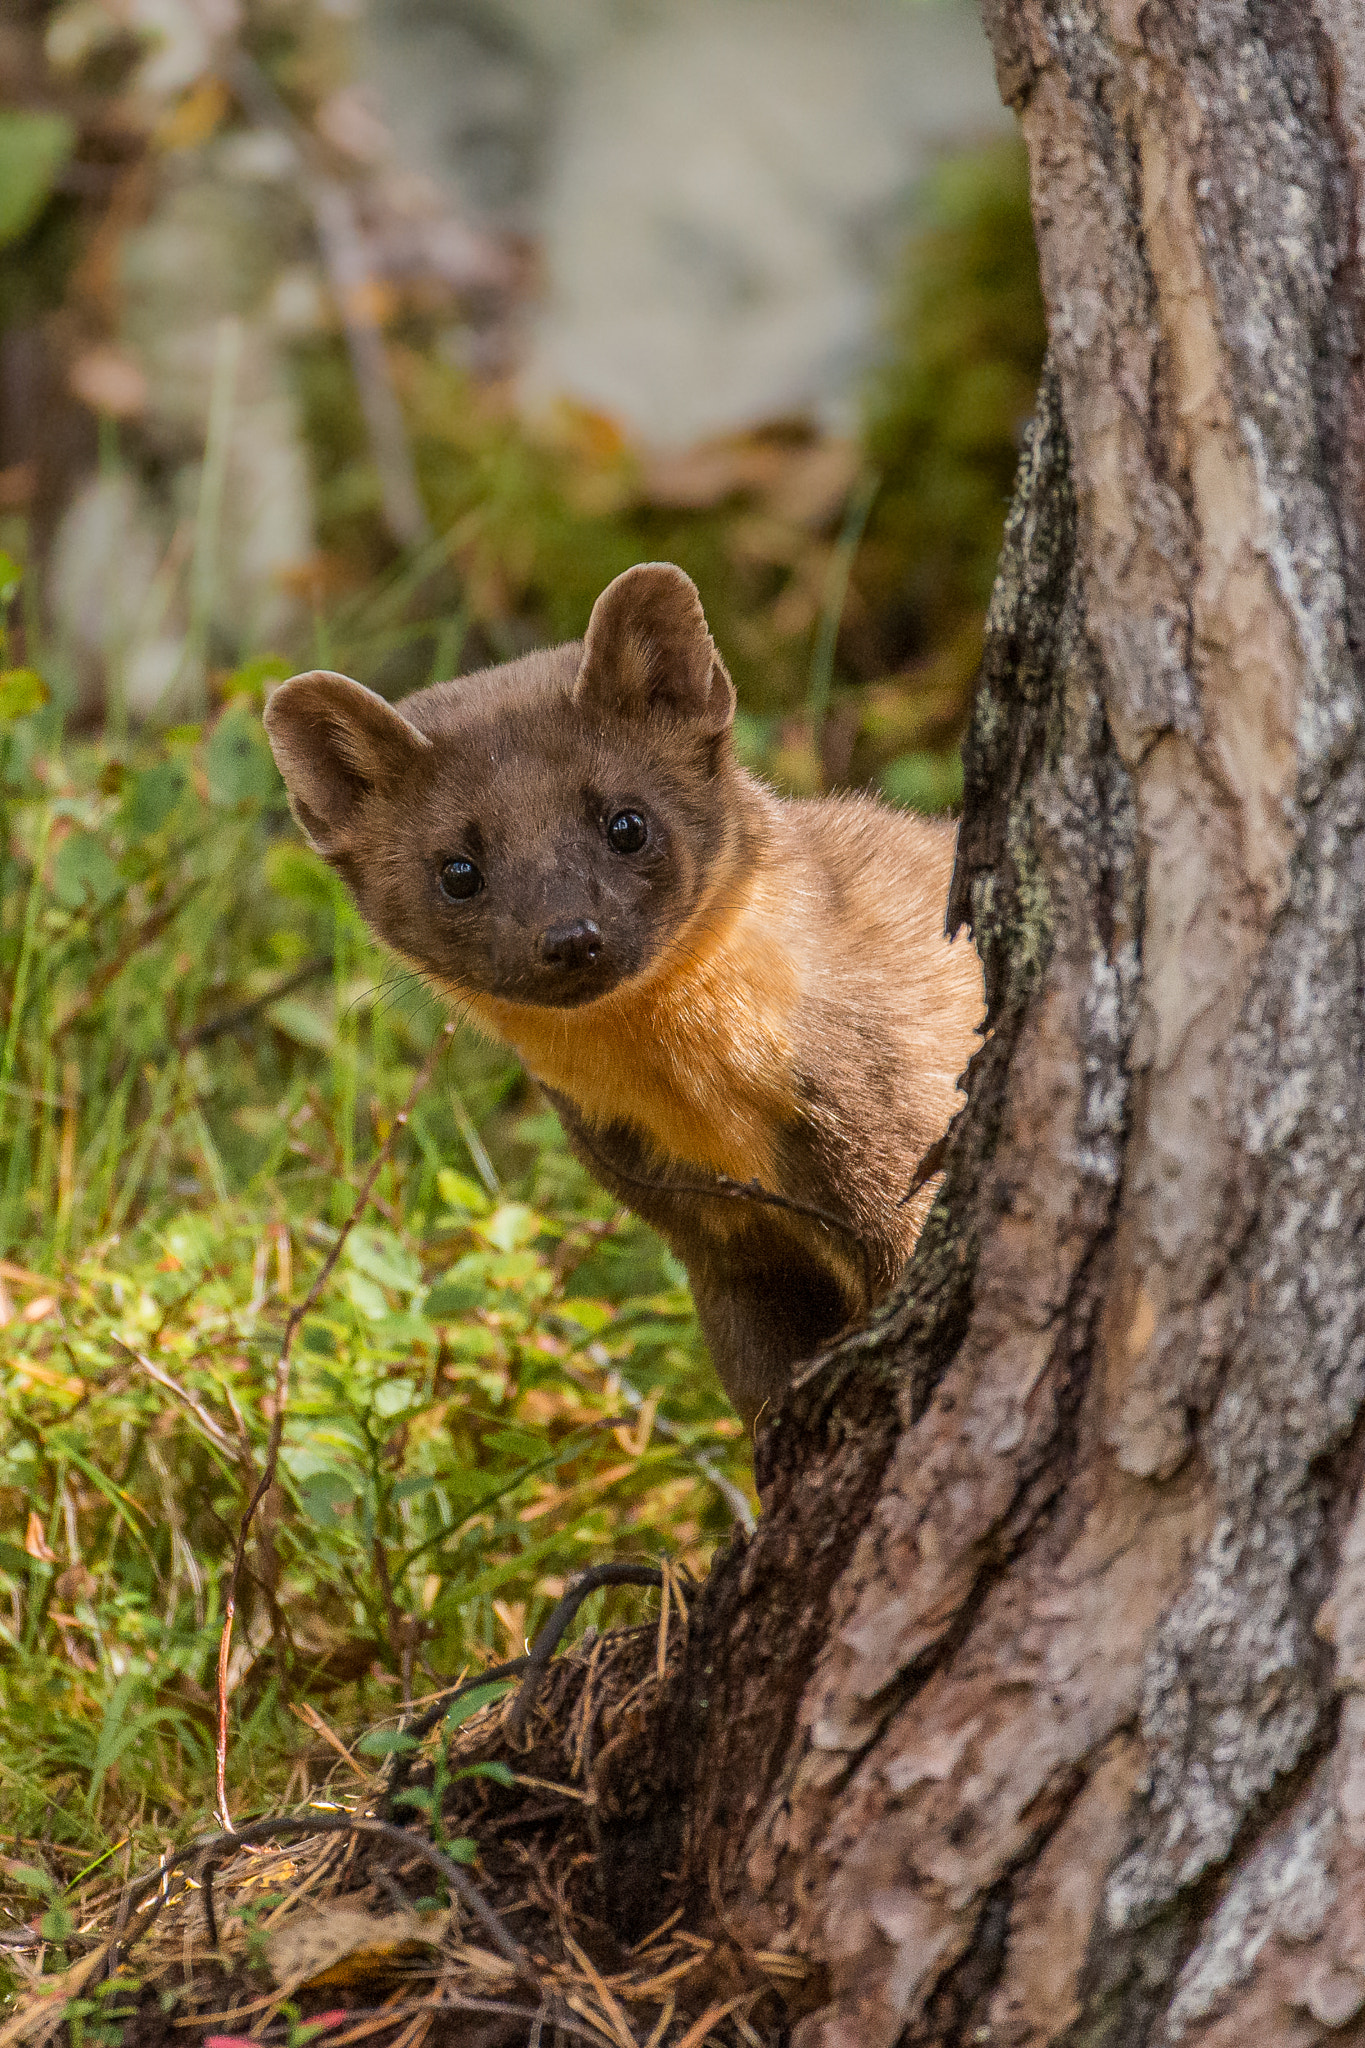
[506,1565,667,1742]
[193,1813,533,1984]
[214,1022,458,1829]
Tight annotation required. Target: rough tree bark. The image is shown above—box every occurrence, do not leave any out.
[647,4,1365,2043]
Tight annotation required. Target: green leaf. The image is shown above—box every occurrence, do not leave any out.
[424,1277,486,1319]
[39,1901,75,1942]
[355,1728,419,1757]
[345,1227,422,1295]
[266,840,346,910]
[206,703,283,807]
[447,1837,479,1864]
[453,1760,515,1787]
[0,551,21,604]
[120,762,187,835]
[0,668,48,719]
[266,996,335,1051]
[224,654,292,701]
[443,1323,501,1360]
[484,1250,545,1290]
[0,111,75,251]
[391,1786,433,1815]
[297,1470,360,1524]
[372,1377,418,1419]
[343,1270,390,1322]
[478,1204,541,1253]
[485,1427,542,1462]
[435,1168,490,1217]
[6,1862,56,1898]
[51,831,122,911]
[442,1680,514,1732]
[556,1298,613,1335]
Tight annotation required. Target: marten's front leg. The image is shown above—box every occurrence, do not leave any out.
[542,1088,860,1423]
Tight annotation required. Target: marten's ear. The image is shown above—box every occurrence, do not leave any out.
[575,563,735,738]
[264,670,432,858]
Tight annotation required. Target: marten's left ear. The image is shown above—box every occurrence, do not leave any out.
[574,563,735,737]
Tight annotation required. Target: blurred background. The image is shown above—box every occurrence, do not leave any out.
[0,0,1048,1853]
[0,0,1043,803]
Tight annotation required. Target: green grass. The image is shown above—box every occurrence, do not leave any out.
[0,606,749,1962]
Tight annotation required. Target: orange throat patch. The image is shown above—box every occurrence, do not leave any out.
[447,867,802,1187]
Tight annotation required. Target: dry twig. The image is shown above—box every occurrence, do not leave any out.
[192,1814,533,1984]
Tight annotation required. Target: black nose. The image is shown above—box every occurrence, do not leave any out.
[539,918,602,970]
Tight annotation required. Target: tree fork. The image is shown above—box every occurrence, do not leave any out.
[636,4,1365,2045]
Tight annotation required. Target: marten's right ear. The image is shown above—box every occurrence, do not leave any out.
[264,670,431,859]
[575,563,735,738]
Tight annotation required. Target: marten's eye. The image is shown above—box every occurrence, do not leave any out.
[607,810,648,854]
[438,857,484,901]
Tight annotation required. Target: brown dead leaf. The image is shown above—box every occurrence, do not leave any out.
[266,1908,447,1994]
[764,440,860,526]
[23,1515,56,1565]
[491,1598,526,1652]
[518,1462,637,1521]
[642,437,787,509]
[277,554,363,606]
[12,1361,84,1395]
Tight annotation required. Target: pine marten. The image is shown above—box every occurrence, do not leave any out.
[264,563,983,1423]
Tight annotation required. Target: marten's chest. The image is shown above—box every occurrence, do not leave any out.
[463,910,803,1186]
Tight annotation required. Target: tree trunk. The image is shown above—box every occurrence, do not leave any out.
[656,5,1365,2043]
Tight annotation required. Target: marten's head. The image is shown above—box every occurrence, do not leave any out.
[264,563,742,1010]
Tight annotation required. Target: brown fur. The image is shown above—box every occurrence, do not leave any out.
[264,564,982,1422]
